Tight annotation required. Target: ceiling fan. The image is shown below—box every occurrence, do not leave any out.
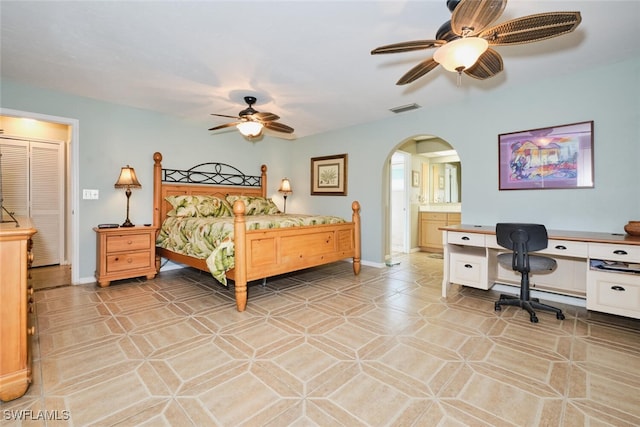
[209,96,294,138]
[371,0,581,85]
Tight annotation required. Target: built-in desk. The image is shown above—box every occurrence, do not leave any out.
[440,224,640,319]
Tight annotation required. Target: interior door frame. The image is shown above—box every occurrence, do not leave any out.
[1,108,80,284]
[1,136,66,266]
[390,151,411,254]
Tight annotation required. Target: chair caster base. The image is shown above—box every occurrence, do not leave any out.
[494,295,564,323]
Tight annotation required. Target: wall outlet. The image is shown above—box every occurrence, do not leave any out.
[82,189,99,200]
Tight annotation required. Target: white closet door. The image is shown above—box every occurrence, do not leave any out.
[30,141,64,267]
[0,138,29,217]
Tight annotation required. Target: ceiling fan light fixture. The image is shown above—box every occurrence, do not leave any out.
[237,121,263,137]
[433,37,489,72]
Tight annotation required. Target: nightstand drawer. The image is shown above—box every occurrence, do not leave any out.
[106,251,152,273]
[106,233,152,253]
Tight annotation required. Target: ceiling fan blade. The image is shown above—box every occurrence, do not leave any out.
[253,112,280,122]
[210,113,241,120]
[480,12,582,45]
[451,0,507,36]
[371,40,444,55]
[464,48,504,80]
[208,122,239,131]
[396,57,440,85]
[264,121,294,134]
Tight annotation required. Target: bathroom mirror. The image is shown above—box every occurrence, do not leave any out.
[429,159,461,203]
[416,135,461,204]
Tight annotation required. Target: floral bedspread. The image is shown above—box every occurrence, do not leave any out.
[156,214,346,284]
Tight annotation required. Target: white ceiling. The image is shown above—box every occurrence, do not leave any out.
[2,1,639,138]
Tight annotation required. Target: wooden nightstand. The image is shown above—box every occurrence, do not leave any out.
[94,225,157,287]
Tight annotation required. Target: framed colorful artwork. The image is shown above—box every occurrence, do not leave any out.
[310,154,347,195]
[498,121,594,190]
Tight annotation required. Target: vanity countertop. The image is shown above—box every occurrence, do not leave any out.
[419,204,461,213]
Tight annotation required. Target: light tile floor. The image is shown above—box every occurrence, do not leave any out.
[2,253,640,426]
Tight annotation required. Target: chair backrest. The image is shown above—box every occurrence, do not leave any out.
[496,223,549,272]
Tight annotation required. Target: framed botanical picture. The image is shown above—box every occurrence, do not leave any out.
[412,170,420,187]
[498,121,594,190]
[310,154,347,195]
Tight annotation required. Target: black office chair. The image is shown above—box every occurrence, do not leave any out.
[494,223,565,323]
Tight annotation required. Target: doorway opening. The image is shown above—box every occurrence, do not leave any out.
[1,109,79,286]
[384,135,462,262]
[390,151,410,257]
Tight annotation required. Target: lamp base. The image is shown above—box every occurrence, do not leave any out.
[121,219,135,227]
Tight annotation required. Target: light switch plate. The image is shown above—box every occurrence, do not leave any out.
[82,189,99,200]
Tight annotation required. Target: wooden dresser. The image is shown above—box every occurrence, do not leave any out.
[94,225,157,287]
[0,217,37,402]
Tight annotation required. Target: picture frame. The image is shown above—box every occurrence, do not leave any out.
[498,121,594,190]
[311,154,348,195]
[412,170,420,188]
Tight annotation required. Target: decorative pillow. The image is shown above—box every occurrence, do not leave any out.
[225,195,281,215]
[165,195,233,217]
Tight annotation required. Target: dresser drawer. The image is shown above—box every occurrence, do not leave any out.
[106,233,152,253]
[106,251,152,273]
[589,243,640,263]
[447,231,485,247]
[587,270,640,318]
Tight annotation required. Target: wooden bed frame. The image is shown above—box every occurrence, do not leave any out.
[152,152,361,311]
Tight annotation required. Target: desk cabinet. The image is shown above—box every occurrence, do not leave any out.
[441,225,640,319]
[587,271,640,318]
[586,242,640,318]
[94,226,157,287]
[0,218,37,402]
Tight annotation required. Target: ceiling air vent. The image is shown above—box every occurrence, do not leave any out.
[389,103,421,114]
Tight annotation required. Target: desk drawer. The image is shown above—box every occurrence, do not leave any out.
[542,239,588,258]
[589,243,640,263]
[450,252,488,289]
[447,231,485,247]
[486,236,588,257]
[587,270,640,319]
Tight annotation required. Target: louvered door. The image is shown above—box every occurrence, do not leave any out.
[0,140,29,217]
[30,141,64,266]
[0,138,64,266]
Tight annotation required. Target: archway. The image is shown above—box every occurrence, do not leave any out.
[383,134,461,262]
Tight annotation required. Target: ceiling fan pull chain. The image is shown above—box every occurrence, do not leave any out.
[455,66,464,87]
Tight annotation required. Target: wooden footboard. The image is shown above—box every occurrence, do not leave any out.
[229,199,361,311]
[153,151,361,312]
